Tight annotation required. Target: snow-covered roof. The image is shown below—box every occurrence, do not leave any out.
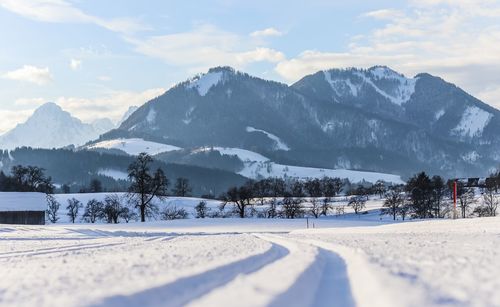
[0,192,46,211]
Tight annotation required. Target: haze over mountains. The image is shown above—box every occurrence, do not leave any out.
[1,66,499,181]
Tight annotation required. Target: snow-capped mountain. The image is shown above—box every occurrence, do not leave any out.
[94,66,500,178]
[0,102,115,150]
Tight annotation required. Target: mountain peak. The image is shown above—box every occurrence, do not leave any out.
[33,102,63,114]
[207,66,236,74]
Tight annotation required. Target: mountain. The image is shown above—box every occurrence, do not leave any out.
[90,66,500,178]
[118,106,139,125]
[0,102,114,150]
[91,118,115,135]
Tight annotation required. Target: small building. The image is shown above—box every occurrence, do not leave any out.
[0,192,46,225]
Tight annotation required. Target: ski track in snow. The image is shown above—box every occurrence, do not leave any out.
[1,216,499,307]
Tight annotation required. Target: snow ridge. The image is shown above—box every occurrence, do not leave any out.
[246,126,290,151]
[87,138,181,156]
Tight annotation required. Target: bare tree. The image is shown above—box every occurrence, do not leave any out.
[172,177,192,197]
[320,197,332,216]
[66,198,82,223]
[161,205,189,220]
[82,199,103,223]
[381,190,404,220]
[481,189,499,217]
[398,202,411,221]
[335,205,345,217]
[267,198,279,218]
[348,196,366,214]
[457,185,476,218]
[128,153,169,222]
[102,194,126,224]
[373,180,387,198]
[309,198,321,218]
[46,194,60,223]
[223,183,253,218]
[120,202,138,223]
[281,195,304,219]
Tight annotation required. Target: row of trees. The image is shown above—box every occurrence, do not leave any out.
[382,171,500,220]
[0,165,54,193]
[46,194,138,224]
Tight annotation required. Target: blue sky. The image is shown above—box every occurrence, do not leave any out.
[1,0,500,133]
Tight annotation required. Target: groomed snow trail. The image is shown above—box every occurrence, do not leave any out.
[2,216,499,307]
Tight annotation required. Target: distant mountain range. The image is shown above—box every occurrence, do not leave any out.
[97,66,499,178]
[1,66,499,187]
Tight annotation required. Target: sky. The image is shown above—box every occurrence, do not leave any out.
[1,0,500,134]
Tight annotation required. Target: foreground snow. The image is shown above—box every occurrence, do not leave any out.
[1,215,499,307]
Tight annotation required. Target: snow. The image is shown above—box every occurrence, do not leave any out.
[146,108,156,124]
[435,109,445,120]
[194,147,269,162]
[183,106,196,124]
[87,138,182,156]
[246,126,290,151]
[452,106,492,137]
[356,69,417,106]
[196,147,403,184]
[0,192,46,211]
[461,151,480,163]
[187,71,223,96]
[97,169,129,181]
[323,71,359,97]
[1,208,499,307]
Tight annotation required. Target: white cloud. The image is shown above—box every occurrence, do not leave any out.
[97,75,112,82]
[250,27,283,37]
[54,88,165,123]
[14,97,45,107]
[70,58,82,70]
[0,109,33,134]
[126,24,286,72]
[363,9,405,20]
[0,0,149,34]
[2,65,53,85]
[274,1,500,109]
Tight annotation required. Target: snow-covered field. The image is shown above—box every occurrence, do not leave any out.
[83,137,403,184]
[1,211,499,307]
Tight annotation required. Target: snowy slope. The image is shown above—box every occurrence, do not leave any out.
[452,106,493,137]
[86,138,182,156]
[187,71,224,96]
[196,147,404,183]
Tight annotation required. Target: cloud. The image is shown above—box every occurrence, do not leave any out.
[0,109,33,134]
[70,58,82,70]
[250,27,283,37]
[54,88,165,123]
[0,0,149,34]
[97,75,112,82]
[273,1,500,109]
[14,97,45,107]
[2,65,53,85]
[126,24,286,72]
